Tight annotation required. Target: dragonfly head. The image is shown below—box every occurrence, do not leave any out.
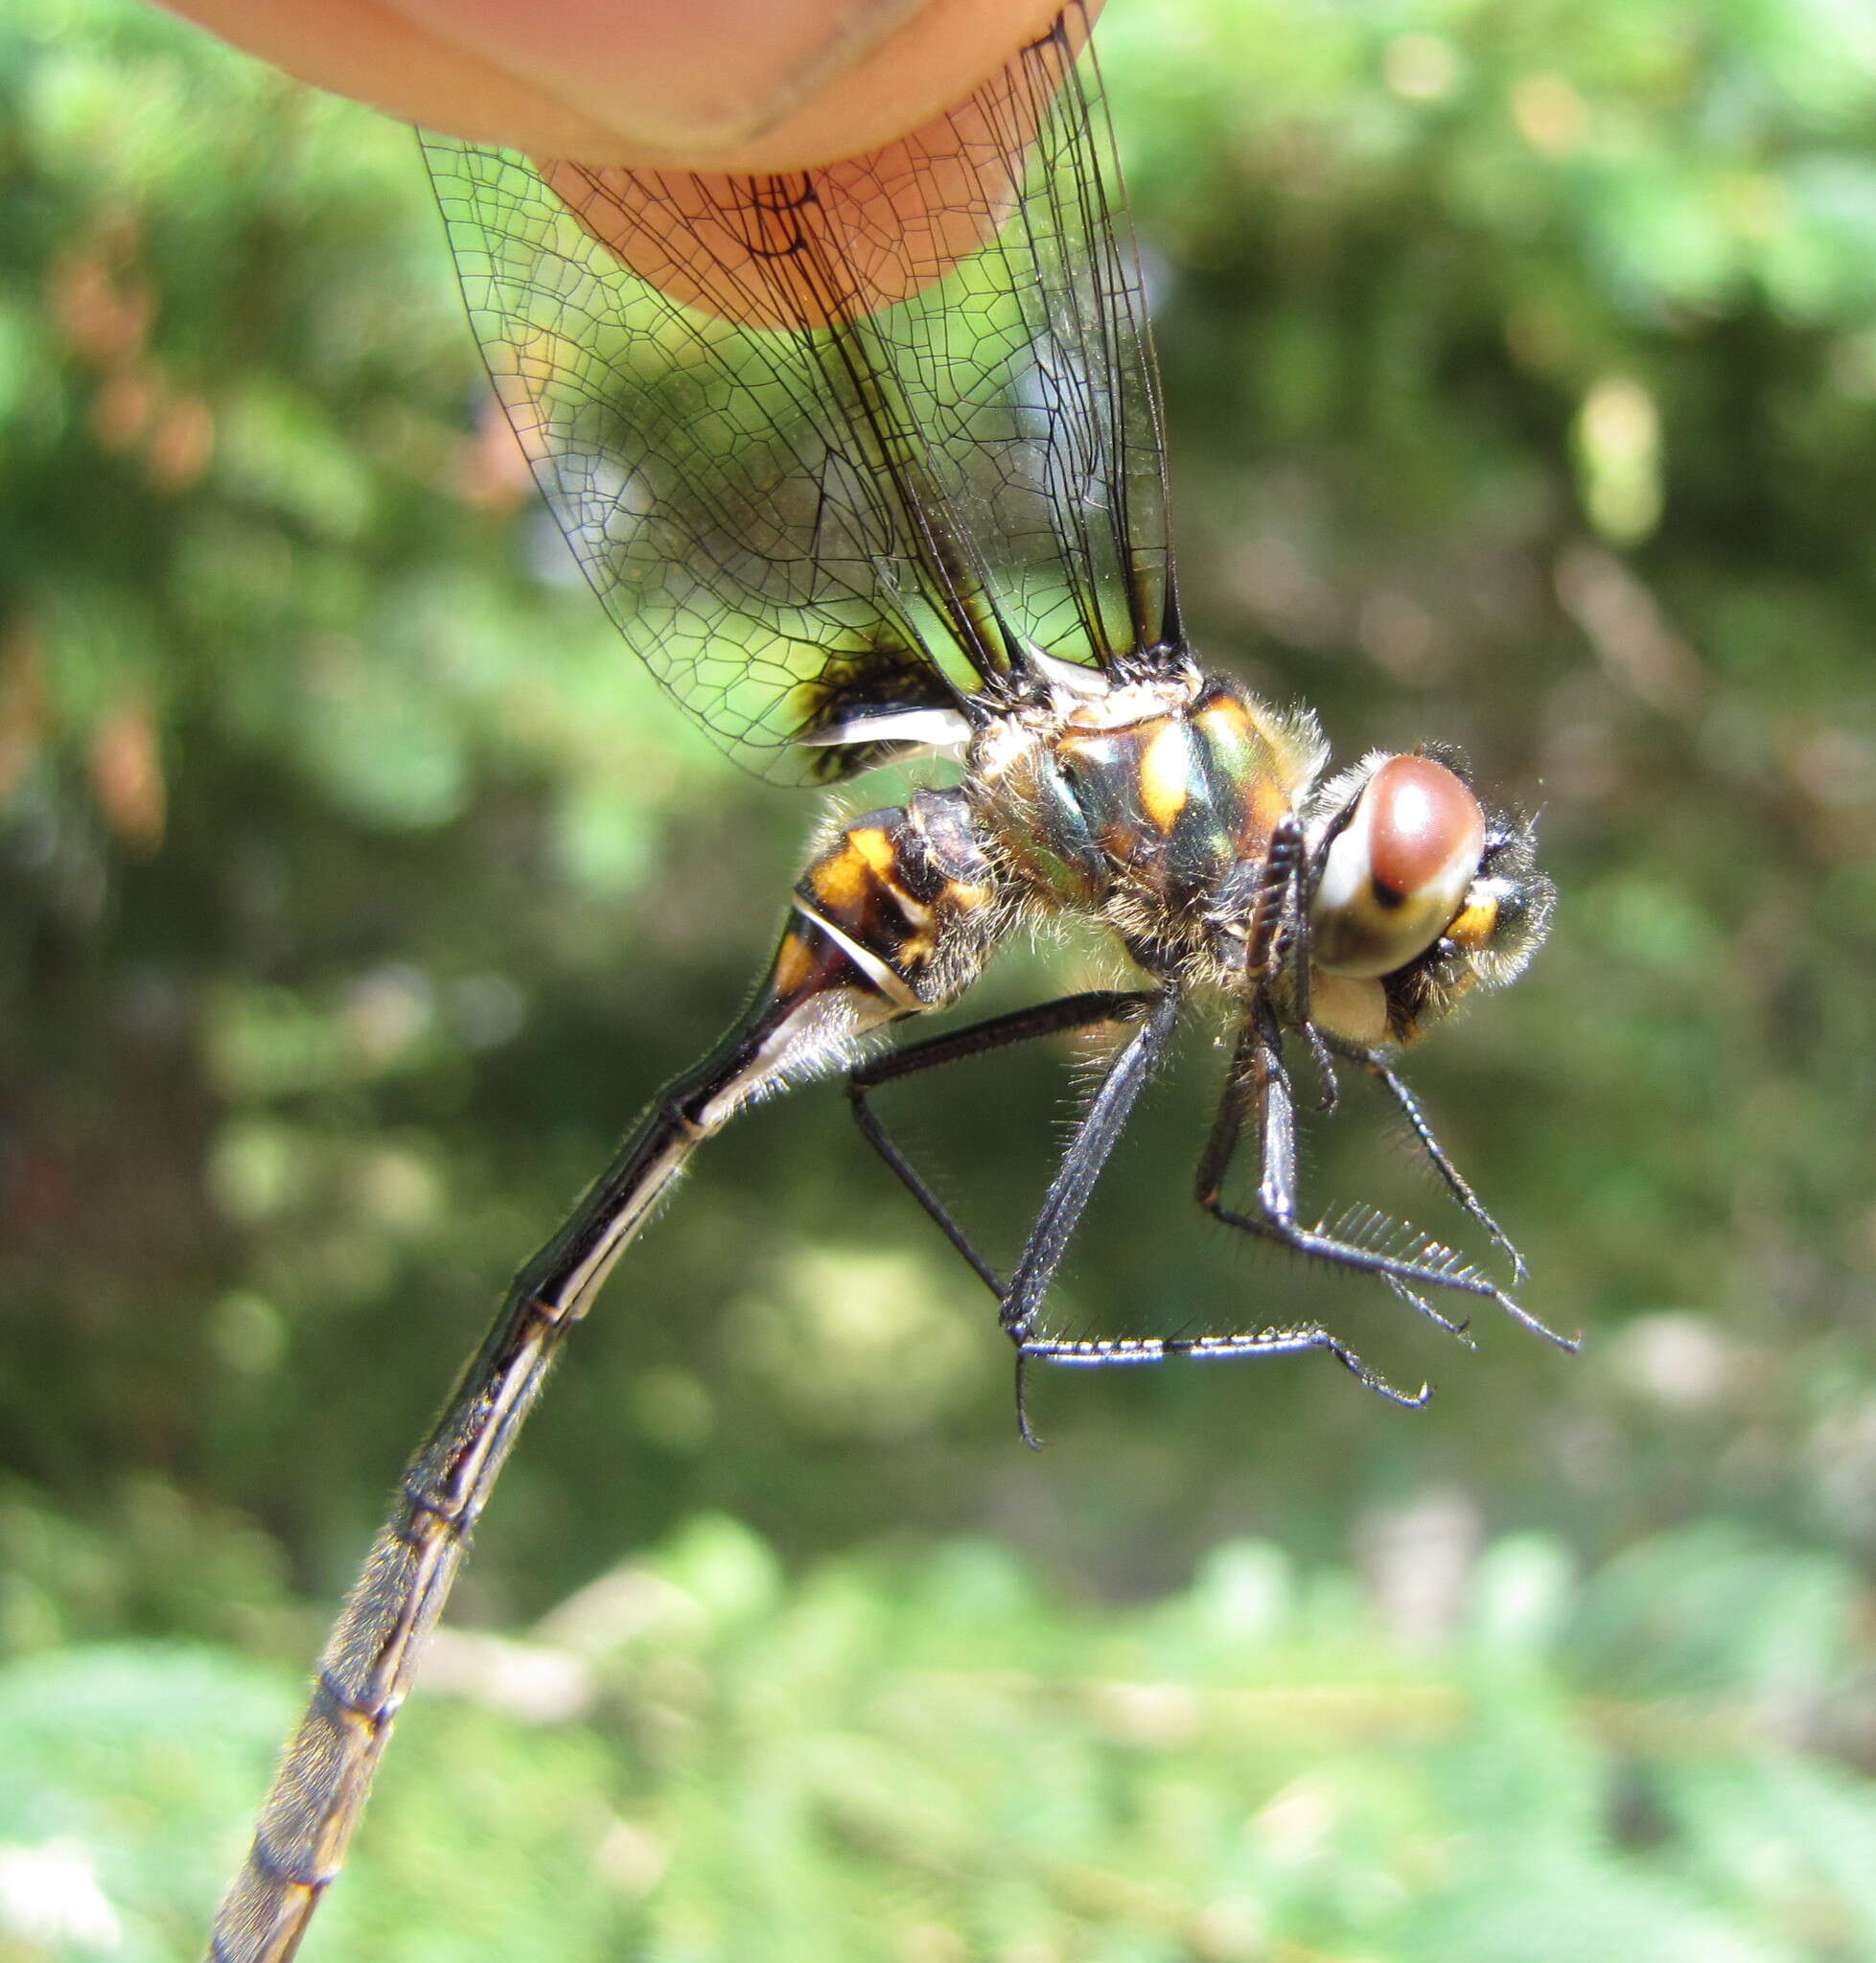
[1304,748,1554,1048]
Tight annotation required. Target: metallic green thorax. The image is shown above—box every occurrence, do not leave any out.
[976,675,1322,932]
[776,672,1340,1022]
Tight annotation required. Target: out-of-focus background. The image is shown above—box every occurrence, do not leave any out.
[6,0,1876,1955]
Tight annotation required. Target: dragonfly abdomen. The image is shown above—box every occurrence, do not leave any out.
[784,788,1007,1020]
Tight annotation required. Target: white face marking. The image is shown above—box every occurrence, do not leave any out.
[1306,972,1390,1048]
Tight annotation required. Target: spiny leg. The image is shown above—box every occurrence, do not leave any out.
[1010,844,1413,1398]
[1018,1324,1429,1407]
[1334,1041,1527,1282]
[1000,984,1185,1443]
[851,983,1183,1443]
[848,987,1174,1438]
[1232,816,1332,1107]
[1237,812,1303,982]
[1197,1007,1577,1350]
[1194,1022,1472,1342]
[1268,799,1512,1277]
[1196,1014,1476,1337]
[1288,797,1362,1115]
[846,988,1160,1297]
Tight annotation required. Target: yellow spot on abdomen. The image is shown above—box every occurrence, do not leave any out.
[813,843,873,912]
[849,826,897,875]
[772,925,819,998]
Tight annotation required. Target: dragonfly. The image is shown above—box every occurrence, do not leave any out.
[206,7,1563,1957]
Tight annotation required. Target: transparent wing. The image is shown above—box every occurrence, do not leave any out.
[422,5,1177,785]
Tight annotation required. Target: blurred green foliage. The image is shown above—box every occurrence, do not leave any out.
[4,0,1876,1952]
[13,1517,1876,1959]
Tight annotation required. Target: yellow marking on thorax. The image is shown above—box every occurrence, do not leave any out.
[1137,720,1192,833]
[812,850,869,912]
[1244,774,1293,855]
[1062,730,1121,771]
[1193,693,1256,764]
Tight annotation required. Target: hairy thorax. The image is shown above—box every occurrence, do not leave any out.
[969,664,1327,990]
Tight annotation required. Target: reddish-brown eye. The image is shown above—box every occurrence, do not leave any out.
[1310,755,1487,980]
[1367,756,1487,902]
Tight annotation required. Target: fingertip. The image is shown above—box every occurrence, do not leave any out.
[169,0,1086,170]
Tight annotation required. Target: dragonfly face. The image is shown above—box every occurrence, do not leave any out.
[208,9,1565,1958]
[1305,748,1553,1048]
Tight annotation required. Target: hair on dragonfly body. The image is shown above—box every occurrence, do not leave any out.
[206,10,1565,1957]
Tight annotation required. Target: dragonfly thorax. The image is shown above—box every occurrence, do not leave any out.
[971,666,1327,987]
[217,15,1570,1953]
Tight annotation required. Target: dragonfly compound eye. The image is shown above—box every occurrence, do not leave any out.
[1310,754,1487,980]
[210,11,1566,1951]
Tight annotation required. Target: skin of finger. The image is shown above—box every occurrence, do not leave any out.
[540,10,1086,327]
[158,0,1084,168]
[394,0,931,155]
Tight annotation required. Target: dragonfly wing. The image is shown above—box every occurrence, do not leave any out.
[421,4,1176,785]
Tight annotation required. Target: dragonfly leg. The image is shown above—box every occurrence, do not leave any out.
[1021,1323,1431,1407]
[1196,1005,1577,1351]
[1332,1042,1527,1282]
[999,986,1185,1444]
[852,985,1180,1445]
[846,988,1161,1297]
